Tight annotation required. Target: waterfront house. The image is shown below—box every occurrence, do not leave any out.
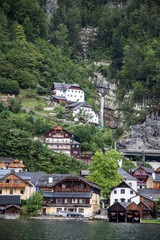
[51,82,85,103]
[36,174,101,217]
[0,195,21,218]
[44,125,81,159]
[146,173,160,189]
[0,171,32,199]
[110,181,139,206]
[108,201,142,222]
[128,166,154,190]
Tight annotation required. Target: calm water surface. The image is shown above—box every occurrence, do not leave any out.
[0,219,160,240]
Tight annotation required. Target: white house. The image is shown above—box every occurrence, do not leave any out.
[51,82,85,102]
[65,101,99,125]
[110,181,139,206]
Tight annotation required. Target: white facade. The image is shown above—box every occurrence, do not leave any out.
[54,88,85,102]
[73,106,99,124]
[125,179,137,192]
[110,182,139,206]
[66,89,84,102]
[45,137,72,156]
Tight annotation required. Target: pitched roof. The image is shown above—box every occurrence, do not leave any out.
[0,169,12,178]
[0,161,6,167]
[43,191,92,198]
[139,193,155,202]
[36,173,101,190]
[110,181,137,194]
[0,195,20,205]
[8,159,26,168]
[139,188,160,199]
[0,157,14,164]
[118,168,137,181]
[53,82,83,91]
[51,95,67,101]
[129,166,154,174]
[0,172,32,186]
[148,173,160,182]
[16,172,45,185]
[138,201,153,211]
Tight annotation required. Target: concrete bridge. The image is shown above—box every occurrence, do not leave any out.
[120,149,160,161]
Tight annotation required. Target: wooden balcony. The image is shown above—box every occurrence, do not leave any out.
[55,187,89,192]
[0,183,26,188]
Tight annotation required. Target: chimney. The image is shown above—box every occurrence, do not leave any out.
[152,173,156,180]
[49,177,53,183]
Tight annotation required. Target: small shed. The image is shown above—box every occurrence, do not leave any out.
[138,201,154,219]
[125,202,142,223]
[108,202,126,222]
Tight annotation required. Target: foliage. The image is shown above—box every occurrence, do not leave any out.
[155,198,160,216]
[27,191,45,216]
[87,150,122,198]
[122,158,135,172]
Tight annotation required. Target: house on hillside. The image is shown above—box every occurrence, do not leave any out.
[65,101,99,125]
[51,82,85,103]
[0,157,26,172]
[0,171,32,199]
[36,174,101,217]
[0,195,21,218]
[128,166,154,191]
[44,125,81,159]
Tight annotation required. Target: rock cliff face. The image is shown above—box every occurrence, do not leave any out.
[118,110,160,151]
[45,0,58,23]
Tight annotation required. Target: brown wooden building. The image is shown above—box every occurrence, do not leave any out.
[36,174,101,217]
[129,166,154,191]
[0,195,21,217]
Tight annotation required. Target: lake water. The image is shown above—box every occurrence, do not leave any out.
[0,219,160,240]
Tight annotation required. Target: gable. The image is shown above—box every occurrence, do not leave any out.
[126,202,141,211]
[0,173,31,186]
[108,202,126,212]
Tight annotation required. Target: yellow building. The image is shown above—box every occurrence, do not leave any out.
[0,172,32,199]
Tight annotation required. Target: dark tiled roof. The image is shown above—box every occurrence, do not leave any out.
[129,166,154,174]
[0,169,12,178]
[0,195,20,205]
[51,95,67,101]
[148,173,160,182]
[36,174,101,190]
[16,172,45,185]
[53,82,82,91]
[119,202,131,208]
[139,188,160,199]
[0,157,14,164]
[43,191,92,198]
[118,168,137,181]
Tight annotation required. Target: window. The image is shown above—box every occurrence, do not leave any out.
[79,199,86,204]
[78,208,84,213]
[115,199,118,202]
[20,189,24,195]
[57,208,62,212]
[10,189,13,194]
[49,133,51,136]
[56,198,62,203]
[72,145,75,148]
[121,189,125,194]
[114,190,117,194]
[62,184,66,189]
[65,134,68,136]
[156,183,159,186]
[121,198,125,202]
[73,151,78,154]
[0,189,2,194]
[6,179,11,183]
[75,95,76,97]
[128,199,131,202]
[128,182,132,187]
[130,191,133,194]
[148,182,152,186]
[64,199,71,203]
[13,179,18,183]
[81,184,84,188]
[72,199,78,203]
[76,145,79,148]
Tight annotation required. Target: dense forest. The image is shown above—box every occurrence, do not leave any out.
[0,0,160,172]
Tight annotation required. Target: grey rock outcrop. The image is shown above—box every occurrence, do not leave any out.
[118,111,160,151]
